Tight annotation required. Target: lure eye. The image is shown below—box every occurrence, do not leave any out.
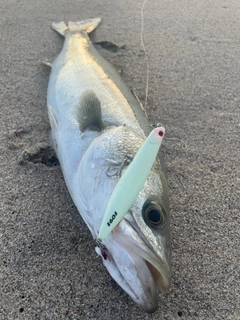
[142,200,165,227]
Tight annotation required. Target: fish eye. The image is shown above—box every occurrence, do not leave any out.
[142,200,165,228]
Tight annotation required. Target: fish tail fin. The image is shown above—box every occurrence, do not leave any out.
[51,18,101,37]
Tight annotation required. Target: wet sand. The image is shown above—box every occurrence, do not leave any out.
[0,0,239,319]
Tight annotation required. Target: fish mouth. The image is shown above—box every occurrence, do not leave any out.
[118,218,172,291]
[97,219,171,313]
[145,260,171,291]
[124,234,171,292]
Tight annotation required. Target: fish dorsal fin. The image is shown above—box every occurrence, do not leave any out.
[77,89,103,132]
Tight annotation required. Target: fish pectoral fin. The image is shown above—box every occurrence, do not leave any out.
[48,106,58,132]
[77,89,103,132]
[47,106,58,152]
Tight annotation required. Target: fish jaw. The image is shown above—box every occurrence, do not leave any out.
[95,236,158,313]
[118,218,171,290]
[95,218,171,313]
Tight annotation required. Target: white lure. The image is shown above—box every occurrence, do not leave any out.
[98,127,165,241]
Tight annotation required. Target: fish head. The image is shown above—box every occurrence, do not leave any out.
[127,165,172,292]
[106,164,171,313]
[77,126,171,313]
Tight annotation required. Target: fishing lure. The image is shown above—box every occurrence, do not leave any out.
[98,126,165,241]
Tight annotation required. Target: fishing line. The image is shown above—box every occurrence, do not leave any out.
[164,136,188,149]
[140,0,149,110]
[140,4,188,151]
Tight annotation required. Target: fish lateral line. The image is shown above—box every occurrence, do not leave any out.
[97,126,165,241]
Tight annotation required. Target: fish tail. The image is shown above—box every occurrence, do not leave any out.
[51,18,101,37]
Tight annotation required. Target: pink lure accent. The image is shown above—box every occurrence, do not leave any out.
[155,127,165,139]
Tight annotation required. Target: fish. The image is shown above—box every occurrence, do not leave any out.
[47,18,171,313]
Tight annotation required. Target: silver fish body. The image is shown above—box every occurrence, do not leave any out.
[47,18,171,313]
